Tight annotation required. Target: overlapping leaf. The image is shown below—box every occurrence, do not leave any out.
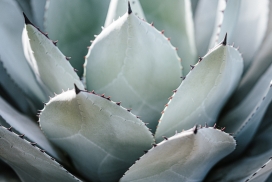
[104,0,145,27]
[44,0,110,76]
[194,0,219,57]
[155,38,243,142]
[227,0,272,106]
[218,81,272,159]
[0,0,47,108]
[39,86,154,181]
[205,108,272,182]
[85,7,181,132]
[121,127,236,182]
[0,97,63,161]
[140,0,197,74]
[211,0,269,70]
[0,125,81,182]
[22,16,84,95]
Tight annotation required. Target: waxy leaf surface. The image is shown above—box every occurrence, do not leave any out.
[206,111,272,182]
[0,97,63,161]
[40,88,154,182]
[85,11,181,132]
[0,0,47,107]
[0,125,80,182]
[22,21,84,95]
[140,0,197,74]
[121,127,235,182]
[105,0,145,27]
[155,42,243,142]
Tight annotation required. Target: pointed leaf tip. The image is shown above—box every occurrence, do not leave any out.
[74,84,81,94]
[128,1,132,14]
[221,33,227,46]
[23,12,33,26]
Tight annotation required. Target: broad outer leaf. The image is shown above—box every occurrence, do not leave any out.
[0,96,63,162]
[0,0,47,107]
[212,0,269,70]
[218,82,272,159]
[140,0,197,74]
[0,125,81,182]
[39,87,154,182]
[85,10,181,132]
[120,127,236,182]
[205,109,272,182]
[104,0,146,27]
[22,21,84,95]
[44,0,110,76]
[155,41,243,142]
[194,0,219,57]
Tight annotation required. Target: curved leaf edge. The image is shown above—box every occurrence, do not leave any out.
[235,82,272,137]
[245,157,272,182]
[210,0,227,46]
[39,84,155,139]
[23,13,79,76]
[121,125,236,180]
[0,124,82,182]
[83,9,183,78]
[155,36,243,136]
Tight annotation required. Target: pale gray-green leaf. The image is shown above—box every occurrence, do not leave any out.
[105,0,145,27]
[218,54,272,157]
[210,0,241,47]
[205,111,272,182]
[208,0,226,49]
[212,0,269,70]
[22,23,84,95]
[85,11,181,132]
[246,159,272,182]
[44,0,110,76]
[0,96,63,162]
[226,0,272,106]
[121,127,236,182]
[194,0,219,57]
[40,88,154,182]
[0,125,81,182]
[218,82,272,159]
[15,0,33,23]
[191,0,199,16]
[155,43,243,142]
[140,0,197,74]
[0,0,47,106]
[31,0,46,31]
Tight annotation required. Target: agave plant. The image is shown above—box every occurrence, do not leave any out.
[0,0,272,181]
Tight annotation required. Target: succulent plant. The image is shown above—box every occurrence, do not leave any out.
[0,0,272,181]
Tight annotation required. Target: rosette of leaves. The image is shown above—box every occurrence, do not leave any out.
[0,0,272,181]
